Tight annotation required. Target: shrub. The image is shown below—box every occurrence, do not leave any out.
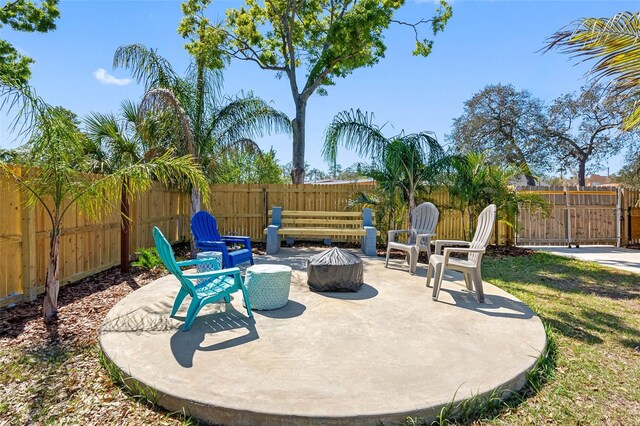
[132,247,164,271]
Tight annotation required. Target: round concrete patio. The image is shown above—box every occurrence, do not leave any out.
[99,248,546,425]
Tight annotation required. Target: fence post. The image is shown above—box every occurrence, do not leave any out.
[263,187,268,232]
[616,187,622,247]
[21,202,37,301]
[129,192,138,259]
[565,188,572,247]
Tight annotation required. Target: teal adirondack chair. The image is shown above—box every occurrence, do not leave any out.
[153,227,253,331]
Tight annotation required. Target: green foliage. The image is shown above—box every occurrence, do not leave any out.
[180,0,451,182]
[215,0,451,88]
[447,83,549,186]
[546,11,640,131]
[323,108,444,226]
[349,188,406,244]
[132,247,164,271]
[0,80,209,318]
[0,0,60,84]
[545,82,635,186]
[446,152,551,240]
[215,147,286,184]
[611,153,640,188]
[113,44,291,181]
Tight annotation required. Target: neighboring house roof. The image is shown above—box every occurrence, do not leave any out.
[309,178,375,185]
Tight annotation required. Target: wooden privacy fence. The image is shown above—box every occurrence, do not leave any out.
[0,180,514,307]
[207,184,514,245]
[0,172,189,308]
[516,186,640,246]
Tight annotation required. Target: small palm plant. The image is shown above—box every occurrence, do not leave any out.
[84,100,202,272]
[0,81,209,320]
[447,152,551,241]
[322,109,445,228]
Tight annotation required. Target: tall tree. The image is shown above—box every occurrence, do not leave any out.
[181,0,452,183]
[113,44,290,252]
[545,82,634,186]
[545,12,640,131]
[612,149,640,187]
[0,82,209,320]
[448,84,551,186]
[0,0,60,84]
[216,147,286,184]
[323,109,444,225]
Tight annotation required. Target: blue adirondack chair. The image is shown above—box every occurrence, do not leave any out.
[153,227,253,331]
[191,211,255,268]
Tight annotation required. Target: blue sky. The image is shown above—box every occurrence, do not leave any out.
[1,0,636,175]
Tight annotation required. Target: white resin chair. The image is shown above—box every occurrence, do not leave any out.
[427,204,496,303]
[385,202,439,274]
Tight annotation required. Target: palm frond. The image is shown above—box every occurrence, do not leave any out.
[0,80,50,140]
[185,64,225,111]
[208,96,291,151]
[545,12,640,129]
[113,44,179,90]
[322,109,390,163]
[139,88,195,156]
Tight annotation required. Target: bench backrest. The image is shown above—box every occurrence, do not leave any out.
[269,208,374,228]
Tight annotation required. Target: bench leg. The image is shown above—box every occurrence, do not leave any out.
[362,226,377,256]
[266,226,280,255]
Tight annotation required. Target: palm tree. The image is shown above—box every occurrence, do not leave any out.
[322,109,445,226]
[113,44,291,253]
[84,100,193,272]
[447,152,550,241]
[545,12,640,130]
[0,82,209,320]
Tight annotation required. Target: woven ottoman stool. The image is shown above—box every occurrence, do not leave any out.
[195,251,223,283]
[307,247,363,292]
[244,264,292,310]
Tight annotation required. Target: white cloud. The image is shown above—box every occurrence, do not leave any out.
[93,68,132,86]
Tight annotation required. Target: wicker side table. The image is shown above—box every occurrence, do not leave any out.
[196,252,223,283]
[244,264,292,310]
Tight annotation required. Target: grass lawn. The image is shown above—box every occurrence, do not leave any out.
[1,250,639,425]
[480,252,640,425]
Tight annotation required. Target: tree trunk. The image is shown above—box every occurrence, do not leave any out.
[190,187,201,258]
[42,228,61,320]
[578,160,586,187]
[120,178,130,273]
[407,190,415,229]
[291,99,307,184]
[525,174,536,186]
[461,210,467,243]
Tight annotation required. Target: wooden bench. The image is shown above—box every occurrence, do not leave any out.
[264,207,379,256]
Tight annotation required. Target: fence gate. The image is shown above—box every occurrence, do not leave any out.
[516,186,620,246]
[629,207,640,242]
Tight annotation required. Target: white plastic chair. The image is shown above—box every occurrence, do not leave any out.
[385,202,439,274]
[427,204,496,303]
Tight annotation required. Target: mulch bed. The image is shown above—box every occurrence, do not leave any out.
[0,267,163,350]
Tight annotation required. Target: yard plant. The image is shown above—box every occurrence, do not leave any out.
[0,81,209,320]
[187,0,452,183]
